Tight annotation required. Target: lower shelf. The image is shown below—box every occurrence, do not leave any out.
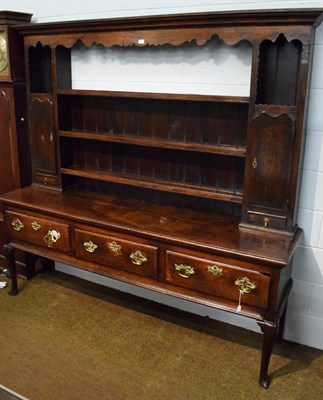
[61,167,243,203]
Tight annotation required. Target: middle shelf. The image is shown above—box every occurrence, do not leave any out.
[58,130,246,156]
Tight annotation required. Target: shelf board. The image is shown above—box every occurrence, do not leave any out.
[57,88,250,104]
[61,167,243,204]
[59,131,246,157]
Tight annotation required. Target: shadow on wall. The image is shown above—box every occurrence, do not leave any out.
[71,37,252,96]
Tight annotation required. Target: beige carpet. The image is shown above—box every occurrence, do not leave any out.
[0,271,322,400]
[0,383,28,400]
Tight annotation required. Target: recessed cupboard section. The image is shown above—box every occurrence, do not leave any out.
[56,45,72,90]
[28,44,52,93]
[57,94,249,155]
[256,34,302,106]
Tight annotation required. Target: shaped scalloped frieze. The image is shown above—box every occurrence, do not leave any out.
[254,105,296,121]
[26,27,254,49]
[30,97,54,106]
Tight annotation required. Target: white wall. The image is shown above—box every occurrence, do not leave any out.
[2,0,322,350]
[71,40,252,96]
[1,1,322,22]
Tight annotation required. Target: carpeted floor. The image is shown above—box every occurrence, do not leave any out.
[0,384,28,400]
[0,271,322,400]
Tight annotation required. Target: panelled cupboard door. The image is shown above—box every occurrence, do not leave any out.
[243,112,295,231]
[29,96,56,179]
[251,113,294,210]
[0,88,19,194]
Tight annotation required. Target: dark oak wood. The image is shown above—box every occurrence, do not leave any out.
[0,12,34,278]
[0,185,301,266]
[59,131,247,156]
[0,9,322,389]
[60,166,243,203]
[57,88,250,103]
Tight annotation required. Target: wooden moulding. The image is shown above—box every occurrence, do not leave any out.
[17,9,323,48]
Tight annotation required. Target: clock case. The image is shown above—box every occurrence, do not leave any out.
[0,11,34,277]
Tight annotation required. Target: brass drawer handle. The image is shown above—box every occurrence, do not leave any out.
[130,250,147,266]
[31,221,42,231]
[11,218,24,231]
[108,241,122,254]
[235,277,256,294]
[83,240,98,253]
[208,265,223,277]
[44,230,61,248]
[175,263,195,279]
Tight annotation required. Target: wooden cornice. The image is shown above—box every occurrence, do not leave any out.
[14,8,323,37]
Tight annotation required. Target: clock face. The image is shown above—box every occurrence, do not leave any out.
[0,32,8,74]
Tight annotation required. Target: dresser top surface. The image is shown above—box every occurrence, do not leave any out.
[0,185,301,267]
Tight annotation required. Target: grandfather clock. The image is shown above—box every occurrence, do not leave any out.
[0,11,34,277]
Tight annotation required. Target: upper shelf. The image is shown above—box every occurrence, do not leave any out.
[56,89,250,104]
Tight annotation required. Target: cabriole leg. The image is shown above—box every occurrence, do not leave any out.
[3,244,18,296]
[276,305,288,343]
[259,320,278,389]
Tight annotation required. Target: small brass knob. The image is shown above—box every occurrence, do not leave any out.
[175,263,195,279]
[11,218,24,232]
[83,240,98,253]
[130,250,147,266]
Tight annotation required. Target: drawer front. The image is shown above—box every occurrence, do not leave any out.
[246,211,287,231]
[34,174,58,187]
[75,229,158,279]
[166,251,271,309]
[5,210,71,252]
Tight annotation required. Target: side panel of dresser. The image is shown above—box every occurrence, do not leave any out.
[0,12,34,277]
[0,84,35,277]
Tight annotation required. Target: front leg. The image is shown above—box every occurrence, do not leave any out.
[258,320,278,389]
[3,244,18,296]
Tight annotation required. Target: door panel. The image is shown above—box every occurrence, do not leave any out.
[250,113,295,212]
[29,96,56,176]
